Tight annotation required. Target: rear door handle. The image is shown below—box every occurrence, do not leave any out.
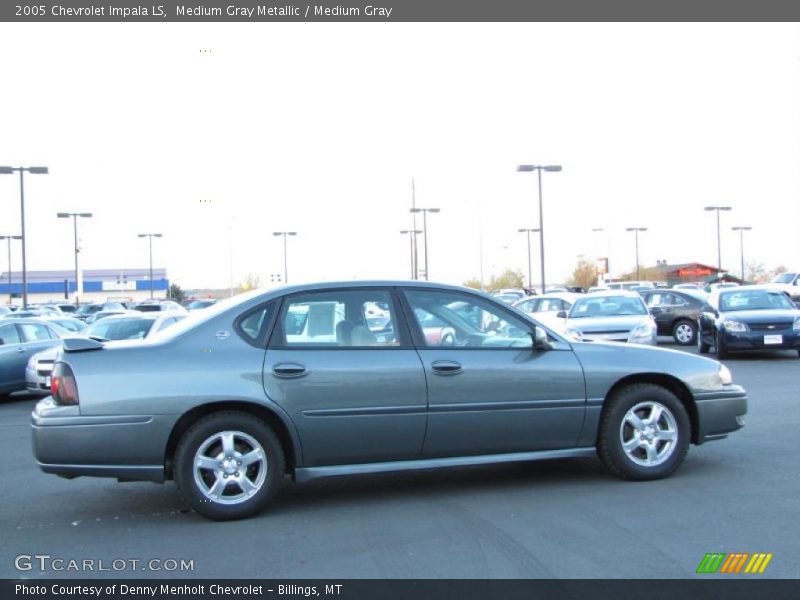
[272,363,307,378]
[431,360,462,375]
[17,348,26,353]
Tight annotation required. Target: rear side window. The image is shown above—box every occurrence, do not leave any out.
[236,301,277,347]
[0,324,21,345]
[275,289,401,348]
[19,323,54,341]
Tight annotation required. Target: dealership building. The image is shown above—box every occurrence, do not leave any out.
[648,262,745,286]
[0,268,169,305]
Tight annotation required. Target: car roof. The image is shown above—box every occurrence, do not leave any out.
[572,289,643,299]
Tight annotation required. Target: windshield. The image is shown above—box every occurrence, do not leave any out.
[569,295,647,318]
[720,290,794,312]
[85,317,157,340]
[771,273,796,284]
[75,304,101,315]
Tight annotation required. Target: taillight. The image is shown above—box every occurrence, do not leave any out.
[51,362,79,406]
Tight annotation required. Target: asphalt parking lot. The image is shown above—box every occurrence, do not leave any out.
[0,343,797,580]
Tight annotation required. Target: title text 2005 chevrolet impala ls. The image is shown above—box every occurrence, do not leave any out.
[32,281,747,520]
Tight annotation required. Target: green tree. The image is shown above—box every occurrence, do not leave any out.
[168,283,186,303]
[487,269,525,291]
[567,257,598,289]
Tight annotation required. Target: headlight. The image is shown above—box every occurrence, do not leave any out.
[565,327,583,341]
[628,322,655,342]
[723,320,748,333]
[719,364,733,385]
[27,356,37,369]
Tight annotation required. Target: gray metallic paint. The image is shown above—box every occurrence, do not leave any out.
[31,280,746,484]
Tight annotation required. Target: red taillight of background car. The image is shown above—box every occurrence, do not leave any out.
[51,363,79,406]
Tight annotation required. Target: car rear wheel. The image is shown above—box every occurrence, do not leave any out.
[672,320,697,346]
[174,411,285,520]
[597,383,690,480]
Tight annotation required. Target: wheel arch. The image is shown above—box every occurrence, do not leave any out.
[600,373,699,444]
[164,400,302,479]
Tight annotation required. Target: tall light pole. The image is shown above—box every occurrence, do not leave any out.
[626,227,647,280]
[273,232,297,284]
[0,235,22,305]
[704,206,732,271]
[731,226,752,281]
[57,212,92,306]
[137,233,162,299]
[400,230,422,279]
[409,208,440,281]
[516,164,562,294]
[1,165,49,308]
[517,228,540,290]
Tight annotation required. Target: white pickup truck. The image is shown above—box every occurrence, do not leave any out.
[770,271,800,302]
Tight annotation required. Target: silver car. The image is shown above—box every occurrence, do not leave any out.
[563,291,657,345]
[26,312,186,395]
[32,281,746,520]
[0,319,65,397]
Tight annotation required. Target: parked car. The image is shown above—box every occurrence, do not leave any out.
[561,291,657,345]
[84,309,132,325]
[0,307,11,316]
[514,293,578,316]
[698,286,800,358]
[544,286,569,294]
[673,283,705,291]
[769,271,800,302]
[32,281,747,521]
[187,299,219,310]
[0,319,65,397]
[74,302,126,321]
[490,289,527,304]
[606,281,656,291]
[40,316,87,334]
[41,302,77,314]
[641,289,706,345]
[26,312,186,395]
[2,309,59,319]
[705,282,740,294]
[587,286,608,294]
[133,300,188,313]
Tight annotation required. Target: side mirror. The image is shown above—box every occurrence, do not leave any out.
[556,310,567,319]
[532,326,553,351]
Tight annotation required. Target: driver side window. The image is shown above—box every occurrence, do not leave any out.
[403,290,533,349]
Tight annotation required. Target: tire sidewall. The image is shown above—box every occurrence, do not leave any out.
[174,412,284,520]
[599,385,690,480]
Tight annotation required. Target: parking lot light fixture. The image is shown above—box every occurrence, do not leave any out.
[625,227,647,280]
[400,230,422,279]
[57,212,93,306]
[409,208,440,281]
[0,235,22,305]
[273,232,298,284]
[704,206,732,271]
[517,228,540,290]
[138,233,163,299]
[731,226,752,281]
[516,164,562,293]
[1,165,49,308]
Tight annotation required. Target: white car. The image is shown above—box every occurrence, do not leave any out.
[562,291,657,345]
[25,312,186,395]
[769,271,800,302]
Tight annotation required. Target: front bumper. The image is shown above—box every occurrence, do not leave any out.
[693,385,748,444]
[31,397,176,482]
[723,330,800,351]
[25,365,51,396]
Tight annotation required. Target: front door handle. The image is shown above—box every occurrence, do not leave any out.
[17,347,26,353]
[272,363,307,378]
[431,360,462,375]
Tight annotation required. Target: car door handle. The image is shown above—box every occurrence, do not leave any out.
[17,347,26,353]
[431,360,463,375]
[272,363,307,378]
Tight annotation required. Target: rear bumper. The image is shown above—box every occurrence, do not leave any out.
[693,386,748,444]
[31,398,175,482]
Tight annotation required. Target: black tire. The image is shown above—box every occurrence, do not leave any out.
[715,331,728,359]
[672,319,697,346]
[698,324,710,354]
[174,411,285,521]
[597,383,690,481]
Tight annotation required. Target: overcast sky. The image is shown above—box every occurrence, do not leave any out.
[1,23,799,290]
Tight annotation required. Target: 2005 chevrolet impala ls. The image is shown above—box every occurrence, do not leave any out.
[32,281,747,520]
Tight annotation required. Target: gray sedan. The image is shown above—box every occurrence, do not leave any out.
[32,281,747,520]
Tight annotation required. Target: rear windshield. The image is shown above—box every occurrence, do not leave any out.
[133,305,162,312]
[85,317,156,340]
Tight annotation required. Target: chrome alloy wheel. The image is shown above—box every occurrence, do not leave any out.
[193,430,267,505]
[674,323,694,344]
[619,401,678,467]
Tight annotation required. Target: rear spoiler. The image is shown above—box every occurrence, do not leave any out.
[63,337,106,353]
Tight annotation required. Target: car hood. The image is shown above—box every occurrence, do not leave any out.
[566,315,651,331]
[721,309,799,323]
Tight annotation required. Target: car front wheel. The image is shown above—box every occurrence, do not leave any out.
[174,411,285,521]
[672,319,697,346]
[597,383,690,480]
